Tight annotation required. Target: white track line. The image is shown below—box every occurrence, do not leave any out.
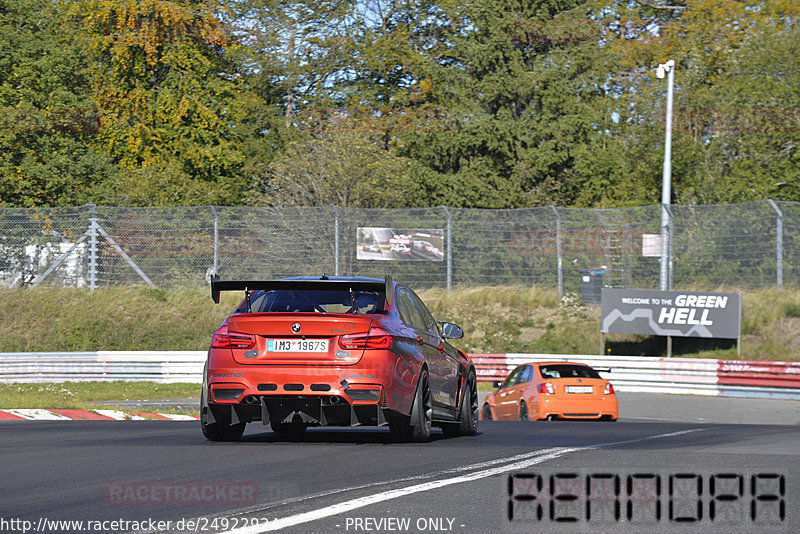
[228,446,568,513]
[221,428,706,534]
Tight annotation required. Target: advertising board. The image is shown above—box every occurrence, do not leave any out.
[601,288,741,339]
[356,227,444,262]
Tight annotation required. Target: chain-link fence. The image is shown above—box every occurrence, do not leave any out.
[0,201,795,294]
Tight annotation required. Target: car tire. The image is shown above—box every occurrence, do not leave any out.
[201,391,246,442]
[442,371,478,437]
[482,404,493,421]
[519,401,529,422]
[389,369,432,443]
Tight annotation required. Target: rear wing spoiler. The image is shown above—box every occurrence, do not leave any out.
[210,276,393,305]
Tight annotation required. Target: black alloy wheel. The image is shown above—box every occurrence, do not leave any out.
[442,371,479,437]
[390,369,432,443]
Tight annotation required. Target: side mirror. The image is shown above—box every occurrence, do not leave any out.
[440,322,464,339]
[492,381,502,389]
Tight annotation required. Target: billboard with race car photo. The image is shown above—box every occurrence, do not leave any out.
[357,227,445,261]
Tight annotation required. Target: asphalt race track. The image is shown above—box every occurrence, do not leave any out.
[1,394,798,534]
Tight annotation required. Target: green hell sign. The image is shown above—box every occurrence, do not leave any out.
[601,288,741,339]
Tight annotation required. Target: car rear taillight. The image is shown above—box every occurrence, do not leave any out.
[538,382,555,395]
[604,383,615,395]
[211,325,255,349]
[339,327,394,350]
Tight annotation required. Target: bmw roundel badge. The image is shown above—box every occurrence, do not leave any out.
[292,322,301,333]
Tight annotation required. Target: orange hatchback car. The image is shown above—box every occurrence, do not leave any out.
[482,362,618,421]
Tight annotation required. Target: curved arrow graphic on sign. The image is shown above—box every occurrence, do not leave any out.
[602,308,714,338]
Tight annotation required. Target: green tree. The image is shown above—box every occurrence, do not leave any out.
[602,0,800,205]
[0,0,118,207]
[688,24,800,202]
[325,1,447,135]
[398,0,626,208]
[227,0,352,197]
[245,131,424,207]
[231,0,451,207]
[230,0,350,126]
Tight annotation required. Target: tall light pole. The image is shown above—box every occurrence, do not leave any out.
[657,59,675,291]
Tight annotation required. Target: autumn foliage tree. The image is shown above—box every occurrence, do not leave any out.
[600,0,800,205]
[2,0,799,208]
[69,0,245,205]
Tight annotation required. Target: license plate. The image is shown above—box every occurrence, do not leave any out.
[266,339,328,353]
[566,385,593,394]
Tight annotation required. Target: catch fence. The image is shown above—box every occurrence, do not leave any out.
[0,201,795,293]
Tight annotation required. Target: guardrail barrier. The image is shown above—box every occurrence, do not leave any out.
[472,353,800,401]
[0,351,205,383]
[1,351,798,400]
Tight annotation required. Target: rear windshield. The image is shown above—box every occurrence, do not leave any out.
[539,365,600,379]
[235,289,385,315]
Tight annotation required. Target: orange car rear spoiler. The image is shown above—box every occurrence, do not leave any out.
[210,277,391,304]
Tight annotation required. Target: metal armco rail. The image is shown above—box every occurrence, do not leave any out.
[472,353,800,400]
[0,351,205,383]
[1,351,799,400]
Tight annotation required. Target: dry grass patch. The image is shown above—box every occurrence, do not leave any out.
[1,284,799,360]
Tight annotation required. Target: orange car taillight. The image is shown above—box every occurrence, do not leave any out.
[538,382,555,395]
[604,383,615,395]
[339,327,394,350]
[211,325,256,349]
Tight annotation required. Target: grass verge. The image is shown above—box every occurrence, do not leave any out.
[0,285,798,360]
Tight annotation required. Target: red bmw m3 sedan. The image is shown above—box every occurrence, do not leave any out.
[201,276,478,442]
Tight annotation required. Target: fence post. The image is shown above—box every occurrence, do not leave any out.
[441,206,452,292]
[551,206,564,298]
[333,206,340,276]
[660,204,675,291]
[210,206,219,275]
[88,203,98,291]
[660,203,672,290]
[667,205,675,291]
[768,200,783,291]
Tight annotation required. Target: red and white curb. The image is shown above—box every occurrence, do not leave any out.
[0,409,199,421]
